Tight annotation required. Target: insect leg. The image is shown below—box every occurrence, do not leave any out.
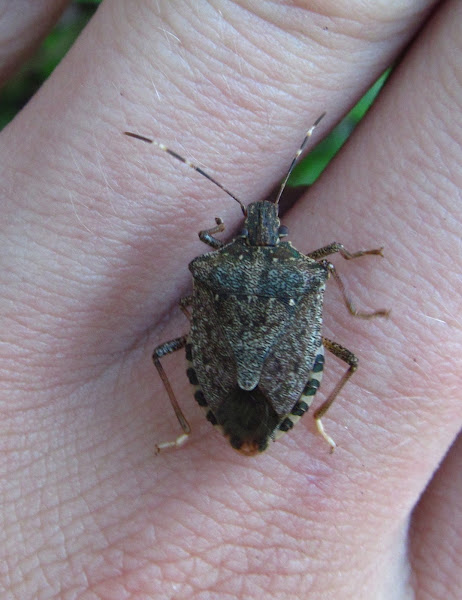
[198,217,225,249]
[179,295,193,320]
[313,337,358,452]
[306,242,384,261]
[153,335,191,452]
[325,262,389,319]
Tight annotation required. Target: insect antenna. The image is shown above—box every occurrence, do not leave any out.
[124,131,247,215]
[273,112,326,206]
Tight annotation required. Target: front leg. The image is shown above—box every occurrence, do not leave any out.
[199,217,225,248]
[307,242,384,261]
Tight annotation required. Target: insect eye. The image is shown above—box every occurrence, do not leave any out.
[239,228,249,238]
[278,225,289,238]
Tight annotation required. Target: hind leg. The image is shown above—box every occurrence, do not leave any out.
[153,335,191,452]
[313,337,358,452]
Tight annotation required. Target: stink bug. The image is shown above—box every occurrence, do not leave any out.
[125,115,388,455]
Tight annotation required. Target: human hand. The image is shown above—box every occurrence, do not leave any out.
[1,1,460,598]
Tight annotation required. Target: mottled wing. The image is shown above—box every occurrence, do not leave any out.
[258,285,325,416]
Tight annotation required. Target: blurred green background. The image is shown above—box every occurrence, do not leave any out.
[0,1,100,130]
[0,0,389,186]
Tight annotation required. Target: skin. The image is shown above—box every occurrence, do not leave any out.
[0,0,461,598]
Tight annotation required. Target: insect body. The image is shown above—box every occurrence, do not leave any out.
[187,201,329,454]
[125,116,388,455]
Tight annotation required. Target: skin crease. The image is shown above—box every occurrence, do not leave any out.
[0,0,461,598]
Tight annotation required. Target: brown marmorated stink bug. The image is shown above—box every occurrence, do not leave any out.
[125,114,388,456]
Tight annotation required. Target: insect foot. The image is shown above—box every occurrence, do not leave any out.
[125,114,388,455]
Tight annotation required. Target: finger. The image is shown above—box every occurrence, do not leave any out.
[273,0,462,591]
[410,433,462,598]
[0,0,70,83]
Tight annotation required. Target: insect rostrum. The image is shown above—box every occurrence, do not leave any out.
[125,116,388,456]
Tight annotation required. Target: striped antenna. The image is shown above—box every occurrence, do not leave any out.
[124,131,247,214]
[274,112,326,206]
